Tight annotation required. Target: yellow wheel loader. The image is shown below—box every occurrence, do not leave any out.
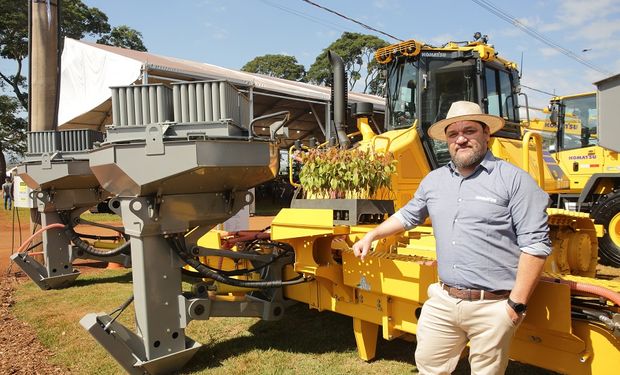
[262,35,619,374]
[525,92,620,266]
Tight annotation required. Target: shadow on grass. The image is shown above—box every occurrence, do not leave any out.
[180,301,558,375]
[182,303,416,373]
[71,270,133,287]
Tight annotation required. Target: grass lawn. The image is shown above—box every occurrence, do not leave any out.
[12,269,416,374]
[11,269,557,375]
[0,206,120,226]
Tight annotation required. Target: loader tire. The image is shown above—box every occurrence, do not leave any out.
[591,189,620,267]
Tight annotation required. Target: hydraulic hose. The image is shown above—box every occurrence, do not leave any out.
[168,237,308,289]
[222,231,271,248]
[542,276,620,306]
[578,307,620,332]
[200,241,294,277]
[72,231,123,241]
[64,225,130,257]
[75,217,125,234]
[59,212,130,258]
[16,223,66,253]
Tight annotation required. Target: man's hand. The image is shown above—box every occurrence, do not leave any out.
[352,234,375,261]
[351,216,406,262]
[505,302,525,325]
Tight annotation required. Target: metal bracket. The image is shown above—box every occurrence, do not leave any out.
[145,124,165,155]
[41,153,52,169]
[80,313,201,375]
[10,252,80,290]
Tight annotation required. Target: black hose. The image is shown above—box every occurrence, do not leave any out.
[59,213,130,258]
[75,217,125,234]
[64,225,130,258]
[72,231,122,241]
[181,268,204,278]
[23,241,43,253]
[168,236,308,289]
[199,244,292,277]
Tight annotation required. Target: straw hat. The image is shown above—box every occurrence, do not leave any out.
[428,101,505,141]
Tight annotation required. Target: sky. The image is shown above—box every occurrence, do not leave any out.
[3,0,620,115]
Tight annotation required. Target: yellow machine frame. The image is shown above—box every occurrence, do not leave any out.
[201,38,620,374]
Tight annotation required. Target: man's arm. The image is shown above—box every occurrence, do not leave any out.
[352,215,406,261]
[506,251,546,322]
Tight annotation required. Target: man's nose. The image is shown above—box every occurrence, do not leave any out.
[455,134,468,144]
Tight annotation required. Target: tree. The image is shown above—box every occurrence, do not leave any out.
[306,32,388,94]
[0,0,147,109]
[97,25,147,52]
[241,54,306,81]
[0,95,27,179]
[0,0,147,174]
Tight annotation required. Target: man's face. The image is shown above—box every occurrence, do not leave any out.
[445,120,490,170]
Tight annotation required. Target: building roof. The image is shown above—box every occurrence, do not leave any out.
[59,38,385,144]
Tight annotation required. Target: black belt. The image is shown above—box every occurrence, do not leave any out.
[440,282,510,301]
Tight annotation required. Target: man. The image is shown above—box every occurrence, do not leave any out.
[2,177,13,210]
[352,101,551,374]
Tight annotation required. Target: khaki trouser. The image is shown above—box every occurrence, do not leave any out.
[414,283,520,375]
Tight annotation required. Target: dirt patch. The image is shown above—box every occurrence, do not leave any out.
[0,276,69,374]
[0,209,32,273]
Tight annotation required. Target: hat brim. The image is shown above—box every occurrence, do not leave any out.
[427,114,505,141]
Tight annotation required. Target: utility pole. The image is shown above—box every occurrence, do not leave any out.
[28,0,61,258]
[30,0,60,132]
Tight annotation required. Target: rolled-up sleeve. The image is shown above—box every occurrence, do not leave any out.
[509,171,552,257]
[393,179,429,231]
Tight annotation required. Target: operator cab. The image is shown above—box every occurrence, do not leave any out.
[382,39,522,169]
[549,93,598,151]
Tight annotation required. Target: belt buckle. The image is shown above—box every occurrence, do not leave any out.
[480,290,485,300]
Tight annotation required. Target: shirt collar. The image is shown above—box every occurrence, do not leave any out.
[448,150,496,176]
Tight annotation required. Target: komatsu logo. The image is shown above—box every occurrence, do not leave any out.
[421,52,448,57]
[568,154,596,160]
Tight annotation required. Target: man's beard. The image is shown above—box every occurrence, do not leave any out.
[451,146,486,170]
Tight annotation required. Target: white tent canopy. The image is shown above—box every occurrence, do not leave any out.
[58,38,385,142]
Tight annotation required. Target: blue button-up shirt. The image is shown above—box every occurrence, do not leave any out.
[393,151,551,291]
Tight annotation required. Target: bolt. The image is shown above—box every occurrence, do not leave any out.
[194,304,205,316]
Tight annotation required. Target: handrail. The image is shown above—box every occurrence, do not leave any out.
[521,131,545,188]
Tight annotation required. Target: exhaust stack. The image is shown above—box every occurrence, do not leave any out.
[327,51,351,149]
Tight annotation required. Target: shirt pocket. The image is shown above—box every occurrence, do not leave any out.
[459,196,508,225]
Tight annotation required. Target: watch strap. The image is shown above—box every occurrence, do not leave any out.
[507,297,527,313]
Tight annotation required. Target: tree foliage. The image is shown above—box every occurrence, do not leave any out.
[306,32,388,94]
[97,25,147,52]
[0,0,147,170]
[0,95,27,178]
[0,0,147,109]
[241,54,306,81]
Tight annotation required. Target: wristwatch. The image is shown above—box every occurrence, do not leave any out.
[507,297,527,314]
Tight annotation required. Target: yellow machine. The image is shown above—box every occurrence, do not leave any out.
[524,92,620,267]
[199,36,620,374]
[77,36,619,374]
